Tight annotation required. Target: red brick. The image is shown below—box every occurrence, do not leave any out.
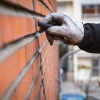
[18,17,27,37]
[12,16,21,40]
[35,19,39,31]
[27,18,31,35]
[42,44,50,71]
[25,39,39,64]
[13,17,33,40]
[38,33,46,46]
[0,16,4,47]
[42,5,45,15]
[29,71,42,100]
[2,15,13,44]
[23,0,33,10]
[35,1,42,14]
[19,47,26,69]
[0,15,34,43]
[38,85,43,100]
[0,47,26,97]
[41,43,48,59]
[17,0,23,6]
[0,33,2,48]
[11,67,33,100]
[32,55,40,79]
[13,17,29,40]
[18,0,33,10]
[0,51,20,96]
[25,41,34,63]
[30,19,35,33]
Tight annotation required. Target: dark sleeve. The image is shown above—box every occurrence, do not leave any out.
[77,23,100,53]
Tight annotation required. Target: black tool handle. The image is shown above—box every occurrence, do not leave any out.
[38,21,53,30]
[38,21,54,45]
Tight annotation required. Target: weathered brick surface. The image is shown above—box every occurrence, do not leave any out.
[0,0,58,100]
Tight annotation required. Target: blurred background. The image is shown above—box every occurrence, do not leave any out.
[57,0,100,100]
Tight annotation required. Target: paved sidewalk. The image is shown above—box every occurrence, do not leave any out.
[60,81,100,100]
[60,81,86,98]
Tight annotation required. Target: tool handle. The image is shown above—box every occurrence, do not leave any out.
[38,21,54,45]
[38,21,53,30]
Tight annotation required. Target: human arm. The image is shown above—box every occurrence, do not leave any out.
[39,13,100,53]
[78,23,100,53]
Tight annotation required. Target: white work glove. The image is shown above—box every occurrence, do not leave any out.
[40,13,84,45]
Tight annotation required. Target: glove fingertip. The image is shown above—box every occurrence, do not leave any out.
[45,32,54,45]
[50,39,54,45]
[47,36,54,45]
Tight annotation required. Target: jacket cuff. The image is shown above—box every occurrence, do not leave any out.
[77,23,95,48]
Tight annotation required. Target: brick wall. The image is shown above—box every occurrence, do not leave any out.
[0,0,58,100]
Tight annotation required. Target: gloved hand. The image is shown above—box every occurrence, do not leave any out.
[40,12,84,45]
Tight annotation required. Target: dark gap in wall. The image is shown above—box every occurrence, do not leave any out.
[39,0,52,12]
